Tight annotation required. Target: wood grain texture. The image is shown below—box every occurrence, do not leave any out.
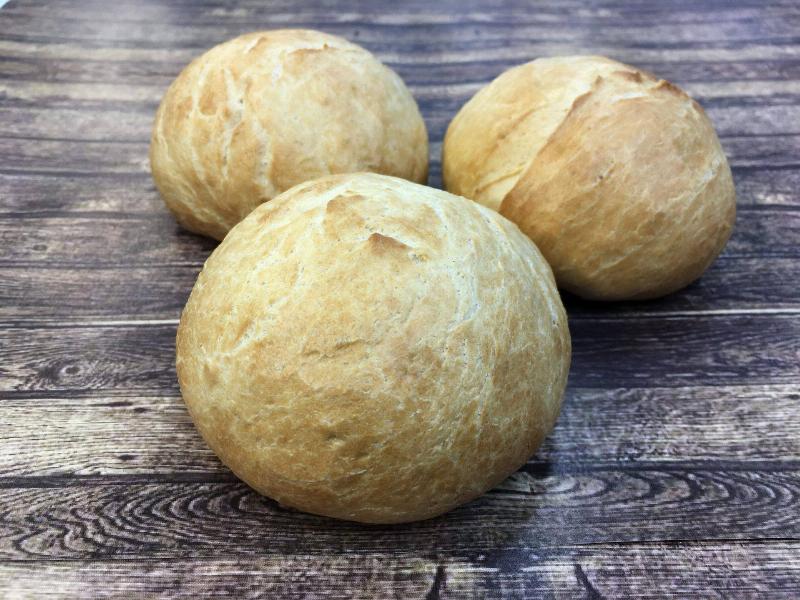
[2,206,798,265]
[1,208,799,322]
[2,544,799,599]
[2,256,799,322]
[1,385,798,477]
[1,0,799,596]
[1,465,799,561]
[0,315,798,396]
[4,110,799,165]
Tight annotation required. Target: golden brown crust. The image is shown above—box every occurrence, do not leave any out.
[176,173,571,523]
[443,56,736,300]
[151,30,429,240]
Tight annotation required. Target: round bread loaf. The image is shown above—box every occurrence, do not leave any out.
[150,29,428,240]
[443,56,736,300]
[177,173,571,523]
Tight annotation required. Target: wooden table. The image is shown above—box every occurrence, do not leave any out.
[1,0,799,597]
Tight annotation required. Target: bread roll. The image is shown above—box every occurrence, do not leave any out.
[150,30,428,240]
[177,173,570,523]
[443,56,736,300]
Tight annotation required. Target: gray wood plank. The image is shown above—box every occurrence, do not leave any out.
[1,130,797,177]
[0,385,797,477]
[0,266,198,321]
[3,0,799,46]
[4,50,800,86]
[1,466,798,560]
[3,20,800,66]
[0,543,799,598]
[0,209,798,319]
[0,315,797,395]
[0,173,163,215]
[2,201,799,266]
[1,80,798,138]
[0,216,216,266]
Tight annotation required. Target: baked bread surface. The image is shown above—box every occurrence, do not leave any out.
[177,173,571,523]
[151,29,429,240]
[443,56,736,300]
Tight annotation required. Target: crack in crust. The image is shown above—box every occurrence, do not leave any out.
[176,173,571,523]
[443,55,736,300]
[151,29,429,240]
